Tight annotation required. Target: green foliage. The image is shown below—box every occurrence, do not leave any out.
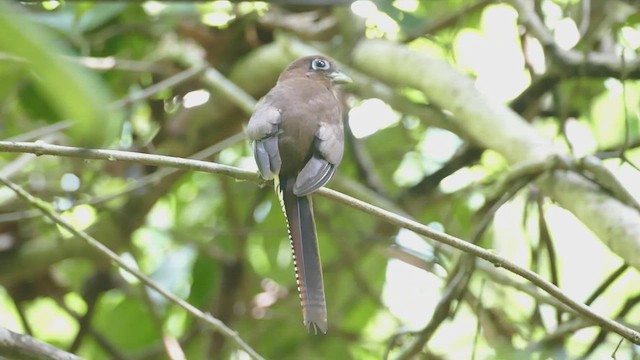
[0,2,116,147]
[1,1,639,359]
[92,293,157,351]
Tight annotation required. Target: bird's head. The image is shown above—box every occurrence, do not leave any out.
[279,55,352,87]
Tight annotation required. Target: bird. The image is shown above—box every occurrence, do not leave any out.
[247,55,351,334]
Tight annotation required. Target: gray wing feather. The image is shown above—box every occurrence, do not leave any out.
[254,137,281,180]
[315,121,343,165]
[247,103,282,179]
[293,122,343,196]
[293,155,336,196]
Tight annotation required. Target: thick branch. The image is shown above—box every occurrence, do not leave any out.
[0,326,81,360]
[510,0,640,79]
[352,39,640,273]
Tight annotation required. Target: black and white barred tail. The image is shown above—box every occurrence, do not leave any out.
[276,176,327,334]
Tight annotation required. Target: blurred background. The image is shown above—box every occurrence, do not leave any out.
[1,0,639,359]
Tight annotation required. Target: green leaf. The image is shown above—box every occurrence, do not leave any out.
[93,293,157,351]
[0,2,116,146]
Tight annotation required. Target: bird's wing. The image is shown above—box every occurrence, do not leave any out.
[293,121,344,196]
[247,102,282,180]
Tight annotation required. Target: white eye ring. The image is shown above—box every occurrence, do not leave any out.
[311,58,330,71]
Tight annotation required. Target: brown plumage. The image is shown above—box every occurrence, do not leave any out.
[247,55,351,333]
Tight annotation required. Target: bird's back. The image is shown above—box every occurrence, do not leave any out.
[263,78,341,176]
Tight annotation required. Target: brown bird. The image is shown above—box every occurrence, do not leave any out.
[247,55,351,333]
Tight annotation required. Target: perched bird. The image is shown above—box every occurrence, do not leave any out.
[247,55,351,333]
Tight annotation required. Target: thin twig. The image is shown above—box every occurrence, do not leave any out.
[0,176,264,360]
[584,263,629,307]
[403,0,492,42]
[0,133,246,223]
[516,0,640,78]
[4,121,72,142]
[0,140,261,184]
[318,187,640,344]
[172,51,257,115]
[396,260,473,359]
[11,299,33,336]
[108,64,207,110]
[56,297,128,360]
[579,155,640,210]
[128,248,186,360]
[525,318,592,352]
[611,337,624,359]
[471,279,486,360]
[537,192,561,326]
[1,141,639,345]
[619,50,631,159]
[582,294,640,358]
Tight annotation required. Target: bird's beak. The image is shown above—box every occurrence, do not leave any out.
[329,71,352,85]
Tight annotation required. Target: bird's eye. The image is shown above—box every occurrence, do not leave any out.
[311,58,330,71]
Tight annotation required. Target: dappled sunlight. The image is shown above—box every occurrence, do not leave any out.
[455,5,530,102]
[182,89,211,109]
[1,0,639,358]
[348,98,399,138]
[383,229,441,331]
[351,1,400,39]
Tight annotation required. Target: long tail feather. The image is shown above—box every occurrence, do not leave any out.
[277,177,327,334]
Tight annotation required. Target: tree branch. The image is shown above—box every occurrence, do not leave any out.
[352,39,640,273]
[509,0,640,79]
[0,174,264,360]
[0,326,81,360]
[0,140,638,344]
[108,64,207,110]
[0,140,261,184]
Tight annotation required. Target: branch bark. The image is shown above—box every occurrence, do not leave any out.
[0,175,264,360]
[0,326,81,360]
[351,39,640,272]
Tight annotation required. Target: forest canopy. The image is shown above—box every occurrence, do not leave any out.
[0,0,639,359]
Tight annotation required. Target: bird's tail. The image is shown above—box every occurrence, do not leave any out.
[276,176,327,334]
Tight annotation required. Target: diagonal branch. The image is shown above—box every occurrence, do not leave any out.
[317,188,640,344]
[0,175,264,360]
[352,39,640,274]
[0,325,81,360]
